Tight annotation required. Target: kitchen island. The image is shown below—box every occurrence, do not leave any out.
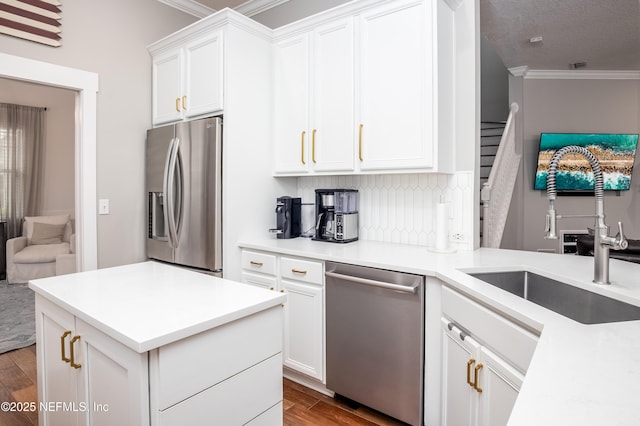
[239,237,640,426]
[29,261,286,426]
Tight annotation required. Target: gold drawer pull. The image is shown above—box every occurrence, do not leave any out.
[249,261,264,267]
[61,330,72,363]
[70,335,82,369]
[466,358,475,387]
[301,131,306,165]
[473,363,483,393]
[291,269,307,275]
[358,123,364,161]
[312,129,317,163]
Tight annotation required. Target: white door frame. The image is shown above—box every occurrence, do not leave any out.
[0,52,98,272]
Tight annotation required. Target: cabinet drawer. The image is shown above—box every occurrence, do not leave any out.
[280,257,323,285]
[157,353,282,425]
[241,250,277,275]
[151,306,282,410]
[442,286,538,373]
[242,271,277,291]
[246,401,283,425]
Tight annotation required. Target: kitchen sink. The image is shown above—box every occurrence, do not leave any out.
[468,270,640,324]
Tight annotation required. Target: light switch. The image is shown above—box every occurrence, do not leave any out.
[99,199,110,215]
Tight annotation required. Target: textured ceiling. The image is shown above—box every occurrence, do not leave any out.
[480,0,640,70]
[174,0,640,71]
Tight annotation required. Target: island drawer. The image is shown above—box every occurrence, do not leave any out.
[150,305,283,410]
[280,256,323,285]
[442,286,539,373]
[241,250,277,275]
[156,353,282,425]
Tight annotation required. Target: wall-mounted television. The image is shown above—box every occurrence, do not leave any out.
[534,133,639,191]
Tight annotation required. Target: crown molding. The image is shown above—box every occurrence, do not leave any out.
[508,66,528,77]
[235,0,291,16]
[443,0,463,11]
[158,0,215,17]
[522,70,640,80]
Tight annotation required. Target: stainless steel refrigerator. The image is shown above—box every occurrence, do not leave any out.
[145,116,222,275]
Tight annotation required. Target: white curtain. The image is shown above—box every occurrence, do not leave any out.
[0,103,45,239]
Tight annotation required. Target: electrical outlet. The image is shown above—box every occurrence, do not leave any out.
[450,232,466,242]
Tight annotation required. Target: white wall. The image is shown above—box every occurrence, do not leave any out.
[507,77,640,252]
[0,0,196,268]
[0,78,75,217]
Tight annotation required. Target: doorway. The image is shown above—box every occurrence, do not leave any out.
[0,52,98,272]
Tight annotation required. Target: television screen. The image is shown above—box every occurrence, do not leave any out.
[534,133,639,191]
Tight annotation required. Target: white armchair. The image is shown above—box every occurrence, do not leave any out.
[5,214,76,283]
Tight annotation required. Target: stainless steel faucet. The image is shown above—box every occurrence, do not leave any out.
[544,145,628,285]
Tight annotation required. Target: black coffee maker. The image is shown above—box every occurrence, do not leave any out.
[270,196,301,239]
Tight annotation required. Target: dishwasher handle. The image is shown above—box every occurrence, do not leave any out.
[325,271,418,294]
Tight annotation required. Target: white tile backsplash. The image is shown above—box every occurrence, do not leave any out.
[296,172,475,250]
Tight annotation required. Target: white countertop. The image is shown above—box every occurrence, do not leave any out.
[240,236,640,426]
[29,261,286,353]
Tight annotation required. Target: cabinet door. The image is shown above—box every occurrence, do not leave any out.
[358,0,433,171]
[476,346,523,426]
[281,279,323,381]
[311,18,355,172]
[75,318,149,426]
[184,31,224,119]
[152,48,184,125]
[35,296,80,426]
[274,34,310,174]
[441,318,481,426]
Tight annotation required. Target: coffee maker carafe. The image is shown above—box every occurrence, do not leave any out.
[270,196,301,239]
[314,189,358,243]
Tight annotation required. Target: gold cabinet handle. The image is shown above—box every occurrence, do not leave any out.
[473,363,483,393]
[181,95,187,111]
[280,289,285,293]
[358,123,364,161]
[301,131,306,165]
[61,330,72,363]
[175,98,180,112]
[69,335,82,369]
[291,269,307,275]
[249,261,264,267]
[312,129,317,163]
[466,358,475,387]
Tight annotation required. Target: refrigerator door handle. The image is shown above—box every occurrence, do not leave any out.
[172,138,184,243]
[164,137,179,248]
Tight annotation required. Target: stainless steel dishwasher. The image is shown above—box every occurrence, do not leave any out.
[325,261,425,426]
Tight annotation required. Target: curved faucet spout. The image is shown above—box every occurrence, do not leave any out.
[544,145,627,285]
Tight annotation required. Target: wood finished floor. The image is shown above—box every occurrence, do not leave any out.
[0,345,405,426]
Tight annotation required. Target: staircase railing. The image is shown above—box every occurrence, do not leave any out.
[481,102,520,248]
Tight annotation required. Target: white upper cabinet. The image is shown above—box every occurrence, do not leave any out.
[274,17,355,174]
[151,28,223,126]
[358,0,432,171]
[311,18,355,172]
[273,33,311,173]
[184,31,224,119]
[273,0,458,175]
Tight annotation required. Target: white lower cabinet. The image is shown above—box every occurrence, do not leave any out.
[442,319,523,426]
[241,249,325,382]
[36,294,283,426]
[441,286,538,426]
[36,295,149,426]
